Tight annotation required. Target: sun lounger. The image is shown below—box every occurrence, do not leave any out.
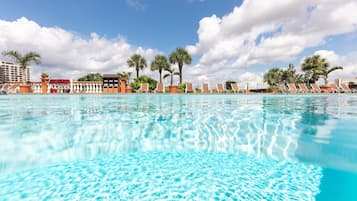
[216,83,226,93]
[278,83,287,93]
[287,83,298,93]
[155,83,165,93]
[139,82,149,93]
[340,83,351,93]
[310,83,324,93]
[185,82,194,93]
[329,83,341,93]
[298,83,310,93]
[340,83,356,93]
[201,83,210,93]
[231,83,244,93]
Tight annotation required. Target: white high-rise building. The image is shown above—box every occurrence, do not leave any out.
[0,61,30,83]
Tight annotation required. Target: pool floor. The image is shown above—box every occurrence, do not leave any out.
[0,151,323,200]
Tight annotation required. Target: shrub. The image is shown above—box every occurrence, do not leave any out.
[130,75,158,92]
[78,73,103,81]
[178,83,186,93]
[225,80,237,90]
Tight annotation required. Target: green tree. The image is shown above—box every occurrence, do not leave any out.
[169,47,192,84]
[150,55,170,83]
[78,73,103,81]
[282,64,295,83]
[2,50,41,84]
[130,75,157,92]
[301,55,329,83]
[225,80,237,90]
[118,72,132,84]
[315,66,343,85]
[163,67,180,86]
[302,55,343,84]
[282,64,304,84]
[127,54,147,78]
[264,68,283,87]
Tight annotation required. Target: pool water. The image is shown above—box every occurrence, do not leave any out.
[0,94,356,200]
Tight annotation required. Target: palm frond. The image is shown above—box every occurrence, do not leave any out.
[151,55,169,71]
[127,54,147,70]
[23,52,41,65]
[327,66,343,74]
[2,50,22,62]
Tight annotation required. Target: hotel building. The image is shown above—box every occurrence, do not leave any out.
[0,61,30,83]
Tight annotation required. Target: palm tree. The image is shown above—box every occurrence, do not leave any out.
[263,68,283,87]
[118,72,132,85]
[169,47,192,84]
[282,64,304,84]
[316,66,343,85]
[163,67,180,86]
[302,55,343,84]
[2,51,41,84]
[150,55,170,83]
[301,55,329,83]
[127,54,147,78]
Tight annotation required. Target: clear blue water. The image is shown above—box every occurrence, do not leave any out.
[0,94,356,200]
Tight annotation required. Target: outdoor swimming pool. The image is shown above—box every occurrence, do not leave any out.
[0,94,356,200]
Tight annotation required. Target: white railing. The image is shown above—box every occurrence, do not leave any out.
[2,80,104,94]
[48,84,71,93]
[31,82,42,93]
[71,81,102,94]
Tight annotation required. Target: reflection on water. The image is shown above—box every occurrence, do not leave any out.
[0,95,357,174]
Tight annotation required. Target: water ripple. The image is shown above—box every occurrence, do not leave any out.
[0,94,357,174]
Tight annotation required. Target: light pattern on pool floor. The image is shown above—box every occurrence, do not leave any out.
[0,152,322,200]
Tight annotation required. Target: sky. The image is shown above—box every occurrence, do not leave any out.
[0,0,357,87]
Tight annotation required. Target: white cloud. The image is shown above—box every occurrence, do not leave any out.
[126,0,145,11]
[187,0,206,3]
[238,72,264,89]
[0,17,160,80]
[187,0,357,77]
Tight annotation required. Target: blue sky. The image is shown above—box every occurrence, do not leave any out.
[0,0,357,86]
[0,0,242,52]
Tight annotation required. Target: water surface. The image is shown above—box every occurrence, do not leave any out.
[0,94,356,200]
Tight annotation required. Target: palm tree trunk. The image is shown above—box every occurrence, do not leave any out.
[179,64,183,84]
[170,74,173,86]
[22,67,26,84]
[136,69,139,78]
[324,77,328,85]
[159,70,162,83]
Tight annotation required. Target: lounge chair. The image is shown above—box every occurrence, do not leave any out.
[201,83,211,93]
[0,83,10,94]
[310,83,323,93]
[155,83,165,93]
[340,83,356,93]
[298,83,310,93]
[139,82,149,93]
[185,82,194,93]
[216,83,226,93]
[231,83,244,93]
[278,83,287,93]
[329,83,340,93]
[287,83,298,93]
